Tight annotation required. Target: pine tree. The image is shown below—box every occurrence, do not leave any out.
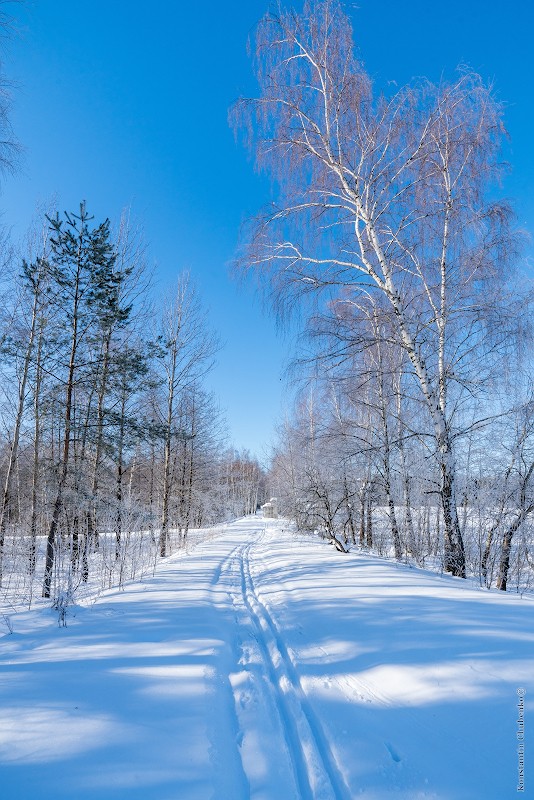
[42,202,119,599]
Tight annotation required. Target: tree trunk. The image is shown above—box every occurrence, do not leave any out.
[43,287,79,598]
[115,390,126,562]
[343,473,356,545]
[496,470,534,590]
[438,436,466,578]
[160,347,176,558]
[359,487,366,546]
[29,320,45,576]
[366,495,373,548]
[496,510,533,591]
[0,280,41,586]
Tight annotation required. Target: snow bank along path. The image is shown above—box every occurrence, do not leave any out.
[0,517,533,799]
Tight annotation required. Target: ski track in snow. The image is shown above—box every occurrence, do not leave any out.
[215,528,351,800]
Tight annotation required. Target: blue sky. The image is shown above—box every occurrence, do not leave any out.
[1,0,533,459]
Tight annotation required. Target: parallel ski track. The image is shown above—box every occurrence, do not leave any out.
[237,528,352,800]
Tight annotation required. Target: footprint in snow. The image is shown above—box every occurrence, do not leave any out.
[385,742,402,763]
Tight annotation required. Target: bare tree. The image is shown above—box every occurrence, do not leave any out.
[234,0,524,576]
[0,247,49,584]
[223,448,266,518]
[478,397,534,591]
[155,273,218,557]
[0,3,20,183]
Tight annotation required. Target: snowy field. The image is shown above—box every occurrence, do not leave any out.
[0,516,532,799]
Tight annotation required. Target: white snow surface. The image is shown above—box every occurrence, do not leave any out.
[0,517,533,799]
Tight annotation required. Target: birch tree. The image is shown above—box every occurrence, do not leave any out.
[235,0,523,576]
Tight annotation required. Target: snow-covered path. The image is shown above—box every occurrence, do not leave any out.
[1,517,533,799]
[214,530,350,800]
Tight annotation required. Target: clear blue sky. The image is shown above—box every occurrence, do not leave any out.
[1,0,533,458]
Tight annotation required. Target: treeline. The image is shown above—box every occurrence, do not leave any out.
[269,368,534,593]
[0,204,265,605]
[239,0,534,591]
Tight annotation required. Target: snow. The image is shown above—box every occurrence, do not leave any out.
[0,517,532,799]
